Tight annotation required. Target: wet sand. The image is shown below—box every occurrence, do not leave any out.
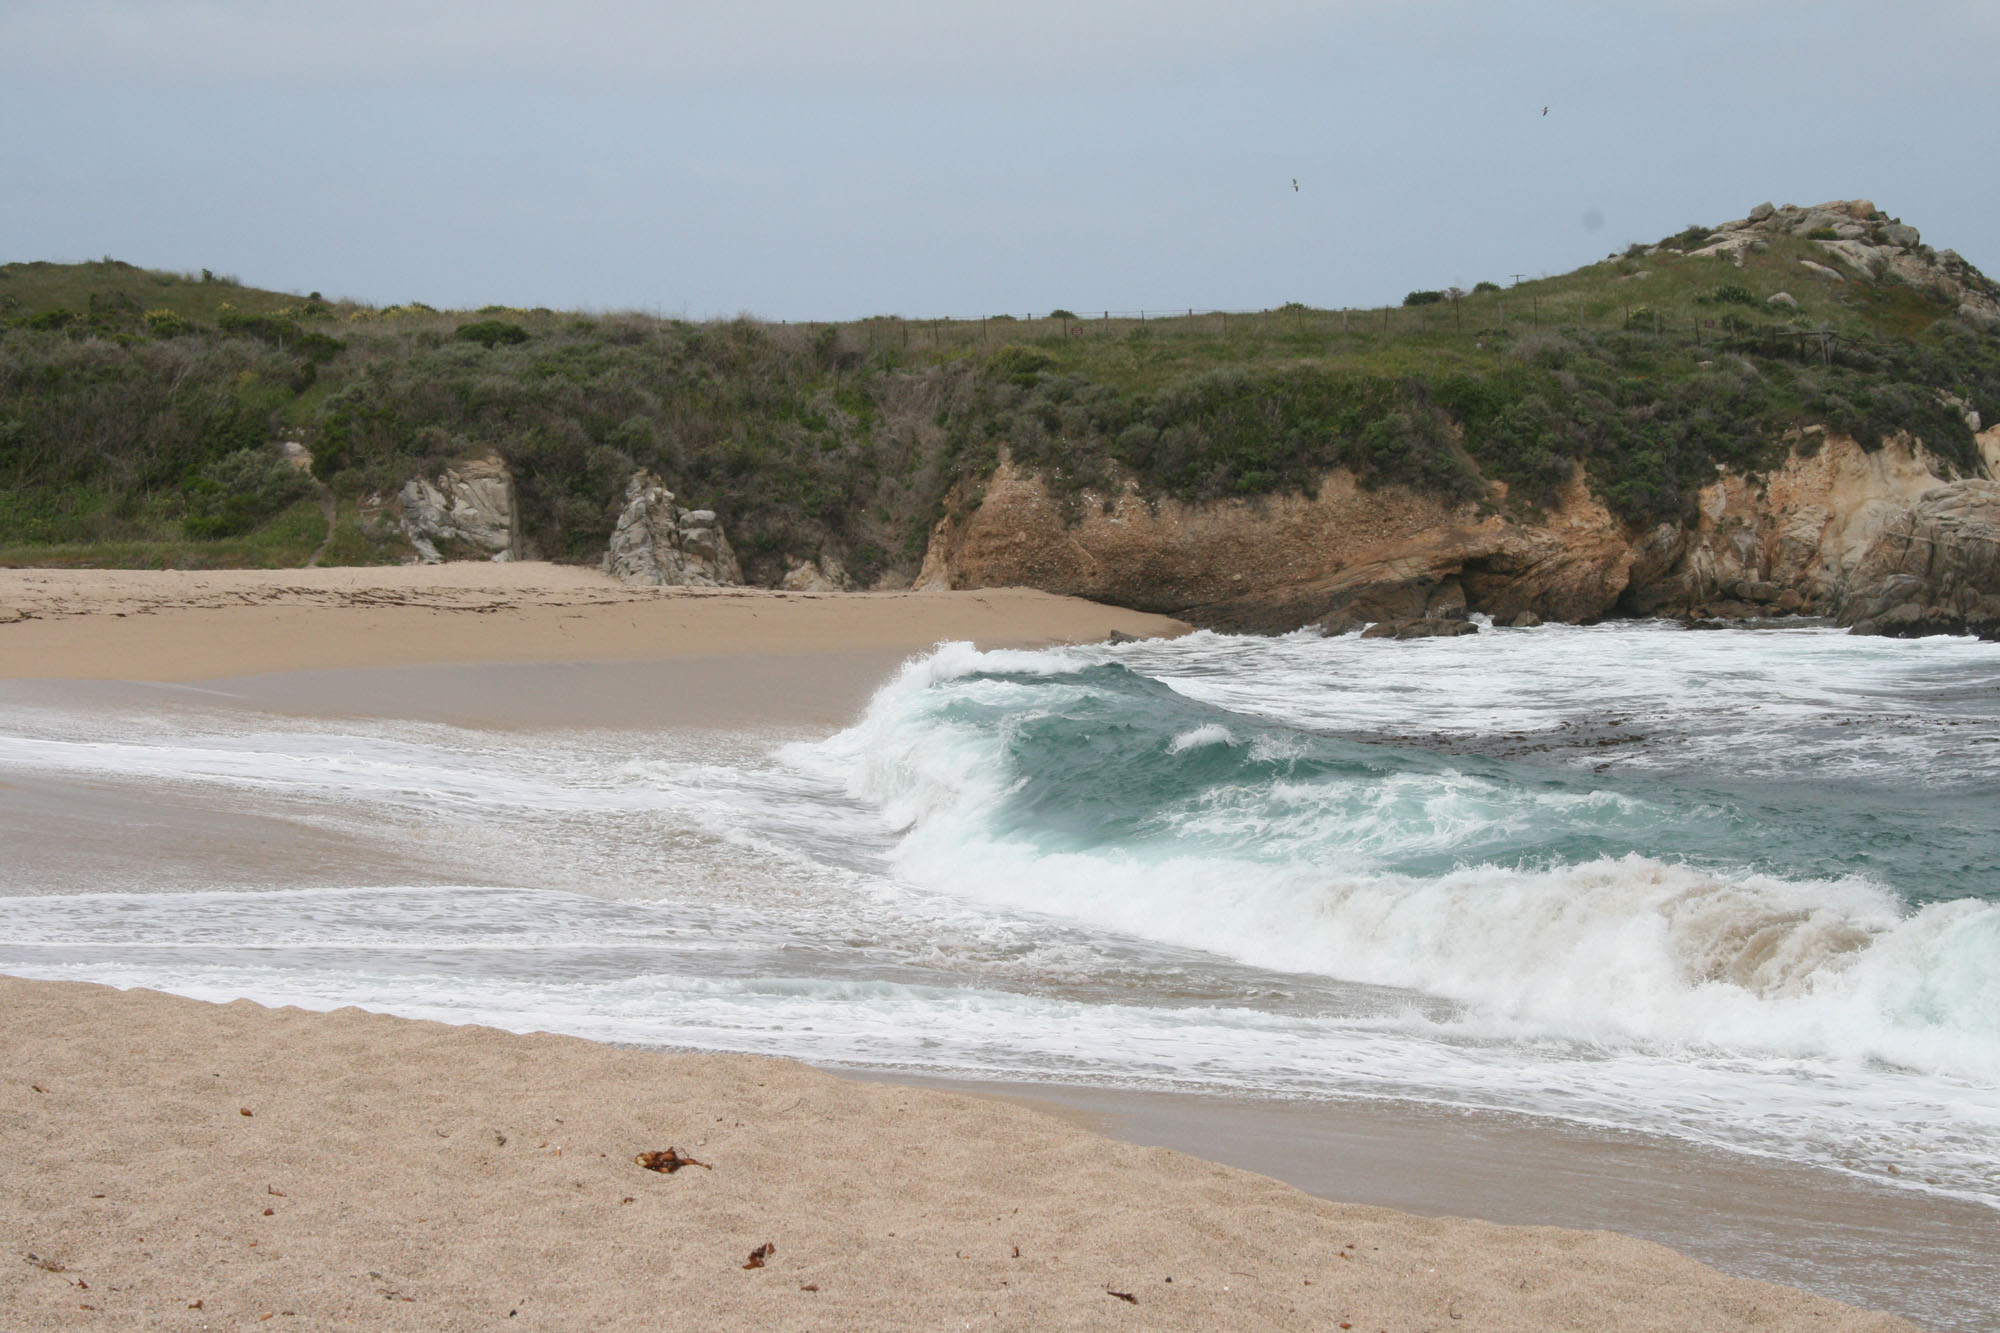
[879,1075,1998,1332]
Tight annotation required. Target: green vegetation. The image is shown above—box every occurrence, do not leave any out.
[0,498,326,569]
[454,319,531,348]
[3,232,1997,575]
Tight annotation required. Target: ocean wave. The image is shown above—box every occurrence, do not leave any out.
[793,643,2000,1083]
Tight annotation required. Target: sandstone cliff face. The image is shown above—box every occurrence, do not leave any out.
[779,555,852,592]
[918,461,1633,632]
[920,429,2000,639]
[1621,433,1969,618]
[1838,480,2000,638]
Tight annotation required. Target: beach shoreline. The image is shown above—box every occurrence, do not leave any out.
[0,976,1922,1331]
[0,565,1966,1328]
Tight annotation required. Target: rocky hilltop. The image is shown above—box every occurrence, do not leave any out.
[913,200,2000,640]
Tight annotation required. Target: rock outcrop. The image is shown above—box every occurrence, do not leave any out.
[918,427,2000,640]
[1682,199,2000,328]
[398,455,518,563]
[602,471,743,587]
[1838,480,2000,639]
[919,462,1633,633]
[779,555,851,592]
[1619,432,1963,618]
[1360,617,1480,640]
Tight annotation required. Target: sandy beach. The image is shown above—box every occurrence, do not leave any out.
[0,564,1188,686]
[0,565,1948,1329]
[2,975,1915,1332]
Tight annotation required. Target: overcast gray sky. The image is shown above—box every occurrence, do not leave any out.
[3,1,1993,319]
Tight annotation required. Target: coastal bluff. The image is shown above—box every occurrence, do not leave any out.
[919,426,2000,639]
[5,199,1997,637]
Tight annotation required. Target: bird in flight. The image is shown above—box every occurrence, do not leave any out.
[1291,178,1299,191]
[1542,106,1549,116]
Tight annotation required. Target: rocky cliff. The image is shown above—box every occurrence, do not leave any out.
[1837,478,2000,638]
[917,460,1632,632]
[908,199,2000,641]
[919,425,2000,640]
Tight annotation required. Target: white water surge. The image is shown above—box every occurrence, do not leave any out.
[1,623,1996,1220]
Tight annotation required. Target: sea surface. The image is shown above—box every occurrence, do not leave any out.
[3,621,1996,1264]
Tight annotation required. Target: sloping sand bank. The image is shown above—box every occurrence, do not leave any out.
[1,978,1912,1331]
[0,565,1187,681]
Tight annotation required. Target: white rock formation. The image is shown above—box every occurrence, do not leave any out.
[601,471,743,586]
[398,455,517,562]
[1689,198,2000,326]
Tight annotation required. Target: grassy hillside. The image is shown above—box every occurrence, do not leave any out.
[4,212,1997,577]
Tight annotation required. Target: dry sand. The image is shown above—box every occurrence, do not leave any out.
[0,564,1188,682]
[0,565,1929,1329]
[1,977,1913,1332]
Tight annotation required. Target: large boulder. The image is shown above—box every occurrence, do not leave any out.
[398,455,517,562]
[602,472,743,587]
[1839,480,2000,639]
[779,554,850,592]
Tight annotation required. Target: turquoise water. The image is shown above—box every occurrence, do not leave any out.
[926,660,1995,897]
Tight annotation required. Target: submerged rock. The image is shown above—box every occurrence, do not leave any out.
[1360,618,1480,640]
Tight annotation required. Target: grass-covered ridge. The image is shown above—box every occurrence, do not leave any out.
[4,212,1998,576]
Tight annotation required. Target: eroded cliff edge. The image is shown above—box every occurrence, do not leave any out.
[918,425,2000,640]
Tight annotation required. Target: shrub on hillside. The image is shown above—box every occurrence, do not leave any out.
[989,345,1058,386]
[1403,291,1445,307]
[455,320,531,348]
[180,448,313,539]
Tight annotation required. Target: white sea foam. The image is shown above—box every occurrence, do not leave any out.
[6,884,1996,1208]
[780,642,2000,1084]
[3,624,1997,1211]
[1101,622,2000,785]
[1167,723,1236,753]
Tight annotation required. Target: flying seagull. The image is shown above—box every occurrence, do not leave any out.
[1291,178,1299,191]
